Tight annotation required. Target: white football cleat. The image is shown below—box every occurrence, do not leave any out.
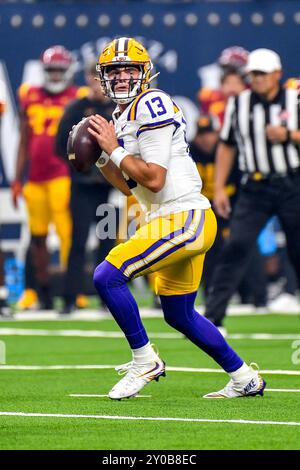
[203,363,266,398]
[108,357,166,400]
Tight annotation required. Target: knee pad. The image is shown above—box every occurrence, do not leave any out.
[93,260,128,292]
[160,292,197,329]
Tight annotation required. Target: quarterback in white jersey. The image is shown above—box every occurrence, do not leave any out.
[110,87,210,220]
[89,37,266,401]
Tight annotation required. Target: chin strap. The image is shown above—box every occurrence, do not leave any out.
[148,72,160,84]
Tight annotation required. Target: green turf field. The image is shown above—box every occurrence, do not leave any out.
[0,313,300,450]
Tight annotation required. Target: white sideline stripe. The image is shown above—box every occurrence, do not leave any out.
[69,394,152,398]
[2,306,299,322]
[0,328,181,339]
[0,411,299,427]
[0,328,300,341]
[228,334,300,340]
[0,364,300,376]
[265,389,300,393]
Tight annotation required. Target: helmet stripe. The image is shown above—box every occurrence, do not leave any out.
[115,39,120,57]
[124,38,129,56]
[116,37,126,58]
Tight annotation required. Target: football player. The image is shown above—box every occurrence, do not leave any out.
[89,37,266,399]
[0,80,12,316]
[199,48,248,125]
[12,46,87,309]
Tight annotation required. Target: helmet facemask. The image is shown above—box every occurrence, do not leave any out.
[97,61,152,105]
[43,66,74,94]
[41,45,74,94]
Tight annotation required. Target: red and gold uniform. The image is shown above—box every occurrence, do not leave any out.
[18,83,87,266]
[18,83,87,182]
[198,87,225,124]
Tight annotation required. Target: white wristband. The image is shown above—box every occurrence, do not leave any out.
[95,152,110,168]
[110,146,130,168]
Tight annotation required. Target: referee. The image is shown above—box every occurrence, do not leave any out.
[204,48,300,327]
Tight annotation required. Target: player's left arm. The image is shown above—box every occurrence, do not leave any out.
[267,90,300,144]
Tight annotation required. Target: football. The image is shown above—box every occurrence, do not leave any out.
[67,117,102,172]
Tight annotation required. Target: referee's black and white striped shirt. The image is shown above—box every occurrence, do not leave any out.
[220,87,300,175]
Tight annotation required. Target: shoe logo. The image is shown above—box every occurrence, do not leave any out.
[243,379,256,394]
[140,361,161,378]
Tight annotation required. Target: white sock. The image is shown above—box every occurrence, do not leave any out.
[132,342,157,364]
[229,362,252,382]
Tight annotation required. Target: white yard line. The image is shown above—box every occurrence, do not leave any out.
[0,364,300,376]
[265,389,300,393]
[69,394,152,398]
[0,328,299,341]
[69,390,300,398]
[0,411,299,427]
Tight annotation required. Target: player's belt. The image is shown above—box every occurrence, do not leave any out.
[246,168,300,182]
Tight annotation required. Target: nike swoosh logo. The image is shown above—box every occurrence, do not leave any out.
[139,362,161,378]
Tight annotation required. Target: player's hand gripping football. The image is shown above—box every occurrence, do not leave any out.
[88,114,119,156]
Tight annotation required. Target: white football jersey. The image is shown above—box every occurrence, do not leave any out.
[113,88,210,220]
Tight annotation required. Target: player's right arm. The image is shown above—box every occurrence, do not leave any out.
[214,96,237,219]
[11,110,29,208]
[98,159,132,196]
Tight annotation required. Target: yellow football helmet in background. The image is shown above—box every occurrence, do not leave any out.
[97,37,154,104]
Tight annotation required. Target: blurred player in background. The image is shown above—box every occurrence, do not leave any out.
[88,37,265,400]
[11,45,86,310]
[56,60,115,314]
[198,46,249,118]
[0,79,12,316]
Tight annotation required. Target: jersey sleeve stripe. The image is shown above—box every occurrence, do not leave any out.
[172,101,180,113]
[136,118,178,137]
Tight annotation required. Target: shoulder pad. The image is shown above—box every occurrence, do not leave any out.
[76,86,89,99]
[18,82,32,102]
